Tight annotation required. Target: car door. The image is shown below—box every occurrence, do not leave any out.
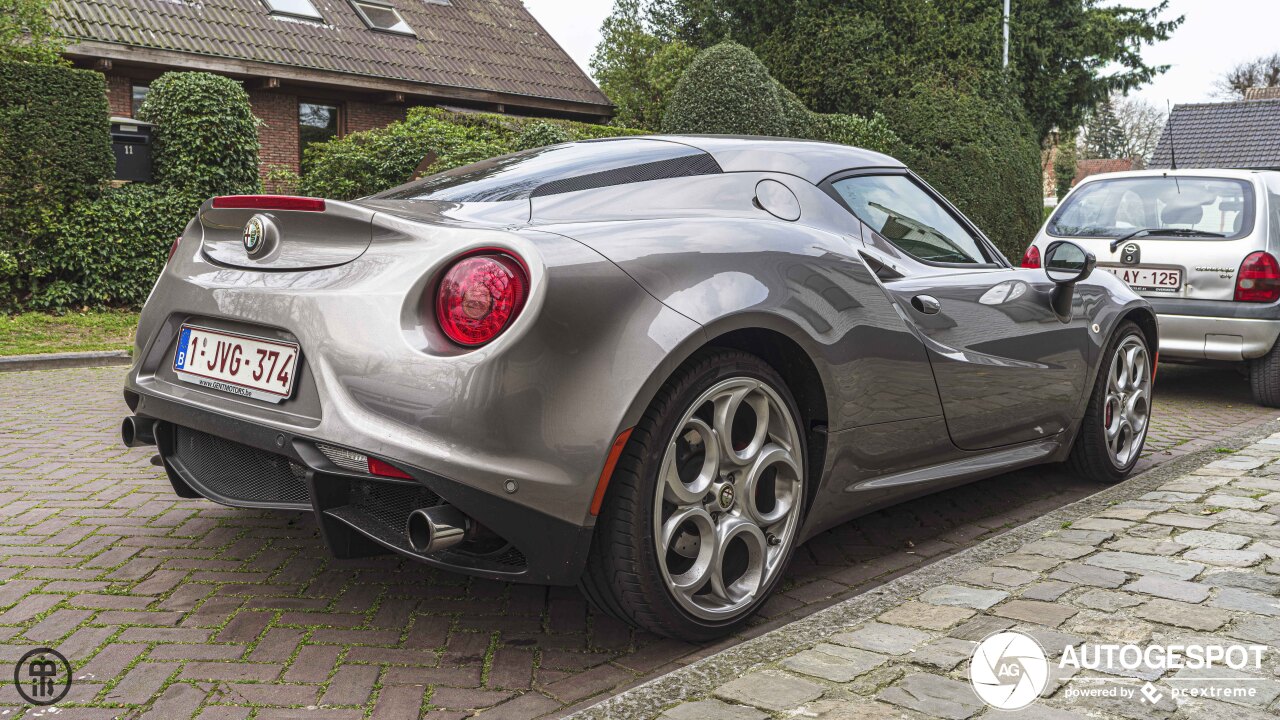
[826,171,1092,450]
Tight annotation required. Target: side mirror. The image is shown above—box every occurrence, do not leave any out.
[1044,240,1095,285]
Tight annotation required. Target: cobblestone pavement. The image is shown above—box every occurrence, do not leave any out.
[605,418,1280,720]
[0,364,1274,719]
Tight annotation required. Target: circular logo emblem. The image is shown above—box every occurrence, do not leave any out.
[14,647,72,706]
[717,484,735,510]
[969,631,1049,710]
[1121,243,1141,266]
[243,216,266,255]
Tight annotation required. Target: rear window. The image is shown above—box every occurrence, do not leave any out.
[374,138,720,202]
[1049,176,1255,240]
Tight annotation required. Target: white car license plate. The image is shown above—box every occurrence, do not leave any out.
[173,325,300,403]
[1104,266,1183,292]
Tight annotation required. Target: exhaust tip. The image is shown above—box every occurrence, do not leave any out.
[405,506,468,554]
[122,416,156,448]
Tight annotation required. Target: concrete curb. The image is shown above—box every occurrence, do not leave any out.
[0,350,131,372]
[569,417,1280,720]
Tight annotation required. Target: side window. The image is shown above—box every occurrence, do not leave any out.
[832,175,989,265]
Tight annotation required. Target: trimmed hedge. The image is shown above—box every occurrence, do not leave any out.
[662,42,790,136]
[661,42,902,155]
[9,70,262,310]
[138,72,261,200]
[301,108,641,200]
[0,61,113,307]
[881,80,1043,262]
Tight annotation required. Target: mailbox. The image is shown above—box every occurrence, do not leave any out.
[110,116,154,182]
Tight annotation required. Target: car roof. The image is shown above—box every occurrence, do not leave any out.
[1075,168,1280,185]
[626,135,905,184]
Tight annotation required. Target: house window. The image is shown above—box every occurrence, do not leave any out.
[131,85,150,113]
[351,0,414,34]
[299,102,342,168]
[262,0,324,20]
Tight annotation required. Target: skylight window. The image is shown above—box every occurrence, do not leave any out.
[351,0,414,34]
[263,0,324,20]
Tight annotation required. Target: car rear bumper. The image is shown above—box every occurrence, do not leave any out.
[1156,313,1280,361]
[127,389,594,585]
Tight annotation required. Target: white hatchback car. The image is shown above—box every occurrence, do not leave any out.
[1026,169,1280,406]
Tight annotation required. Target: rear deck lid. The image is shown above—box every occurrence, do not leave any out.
[199,197,375,271]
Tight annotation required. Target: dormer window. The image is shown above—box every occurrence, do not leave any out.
[262,0,324,21]
[351,0,414,34]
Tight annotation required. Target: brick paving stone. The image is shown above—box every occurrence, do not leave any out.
[782,643,887,682]
[1174,529,1252,549]
[1084,551,1206,580]
[904,637,976,670]
[917,584,1008,610]
[878,673,984,720]
[712,670,823,712]
[1183,547,1268,567]
[2,349,1276,719]
[990,599,1078,626]
[659,699,767,720]
[1048,562,1128,588]
[830,622,934,655]
[1122,575,1211,603]
[1074,589,1143,611]
[1135,598,1232,631]
[877,601,976,630]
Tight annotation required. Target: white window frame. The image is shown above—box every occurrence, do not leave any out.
[350,0,415,35]
[261,0,325,22]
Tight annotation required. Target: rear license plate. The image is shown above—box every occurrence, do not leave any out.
[173,325,300,403]
[1104,266,1183,292]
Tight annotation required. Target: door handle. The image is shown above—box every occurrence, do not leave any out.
[911,295,941,315]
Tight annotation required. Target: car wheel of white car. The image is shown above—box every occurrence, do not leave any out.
[1248,345,1280,408]
[1067,321,1151,483]
[580,348,806,640]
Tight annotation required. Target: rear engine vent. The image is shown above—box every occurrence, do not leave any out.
[171,427,310,506]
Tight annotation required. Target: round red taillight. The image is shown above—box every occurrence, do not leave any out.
[435,253,528,346]
[1020,245,1041,269]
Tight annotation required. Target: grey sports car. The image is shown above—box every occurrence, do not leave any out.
[122,136,1156,639]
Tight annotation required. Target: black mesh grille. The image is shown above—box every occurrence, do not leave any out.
[171,427,310,505]
[530,153,722,197]
[350,480,440,536]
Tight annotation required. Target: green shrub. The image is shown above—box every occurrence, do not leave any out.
[302,108,640,200]
[661,41,903,157]
[137,72,261,200]
[0,61,113,309]
[881,79,1043,262]
[32,184,199,309]
[662,41,789,136]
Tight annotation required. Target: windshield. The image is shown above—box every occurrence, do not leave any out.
[1049,176,1255,240]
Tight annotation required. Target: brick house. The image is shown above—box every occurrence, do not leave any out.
[52,0,613,181]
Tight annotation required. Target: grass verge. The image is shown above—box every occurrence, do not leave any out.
[0,310,138,356]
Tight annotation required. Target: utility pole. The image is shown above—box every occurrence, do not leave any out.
[1003,0,1010,69]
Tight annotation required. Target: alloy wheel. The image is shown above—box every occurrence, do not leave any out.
[1103,335,1151,468]
[652,377,804,621]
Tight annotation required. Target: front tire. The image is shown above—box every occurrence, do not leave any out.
[1067,321,1152,483]
[580,349,806,640]
[1248,343,1280,407]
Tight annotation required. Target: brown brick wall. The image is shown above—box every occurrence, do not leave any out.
[347,101,407,134]
[251,90,301,184]
[106,74,132,117]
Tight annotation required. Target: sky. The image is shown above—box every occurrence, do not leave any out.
[523,0,1280,107]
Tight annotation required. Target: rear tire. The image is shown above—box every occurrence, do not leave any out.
[579,349,806,640]
[1249,344,1280,408]
[1067,321,1152,484]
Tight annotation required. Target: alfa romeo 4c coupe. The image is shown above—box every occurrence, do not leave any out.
[122,136,1156,639]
